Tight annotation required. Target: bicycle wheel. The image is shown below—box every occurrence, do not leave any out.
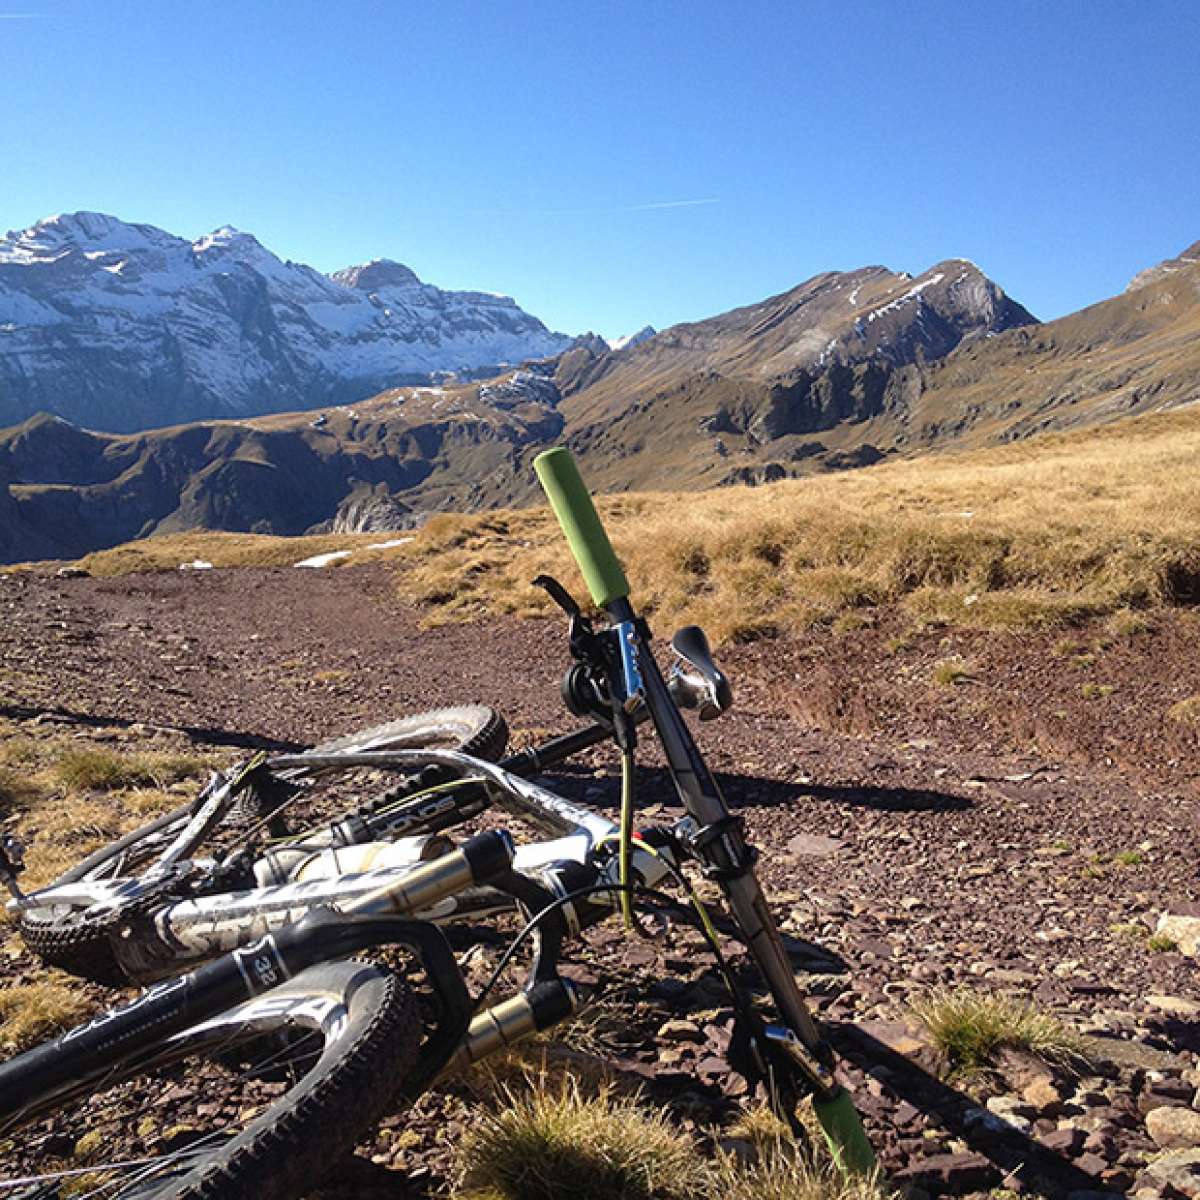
[0,960,422,1200]
[16,705,507,984]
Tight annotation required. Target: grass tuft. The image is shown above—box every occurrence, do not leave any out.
[1147,933,1179,953]
[0,765,42,817]
[1166,696,1200,729]
[911,988,1089,1073]
[53,747,210,792]
[711,1137,891,1200]
[932,658,972,687]
[1109,922,1144,942]
[455,1079,890,1200]
[455,1075,708,1200]
[1105,609,1153,638]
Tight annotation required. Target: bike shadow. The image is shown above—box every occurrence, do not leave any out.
[549,761,973,815]
[0,701,306,752]
[834,1024,1116,1196]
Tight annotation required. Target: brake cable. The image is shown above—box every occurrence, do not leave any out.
[471,879,683,1012]
[618,748,637,930]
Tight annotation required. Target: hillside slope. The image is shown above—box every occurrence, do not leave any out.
[553,242,1199,493]
[0,377,562,561]
[554,259,1036,489]
[900,238,1200,445]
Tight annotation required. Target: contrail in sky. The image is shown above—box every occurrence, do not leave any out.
[619,199,720,211]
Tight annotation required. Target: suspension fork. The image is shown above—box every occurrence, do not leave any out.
[607,598,836,1085]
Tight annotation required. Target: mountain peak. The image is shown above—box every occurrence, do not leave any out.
[35,211,128,239]
[331,259,422,291]
[191,225,269,258]
[609,325,657,351]
[1127,239,1200,292]
[1,211,181,262]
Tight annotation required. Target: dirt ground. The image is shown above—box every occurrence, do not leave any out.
[1,563,1197,1198]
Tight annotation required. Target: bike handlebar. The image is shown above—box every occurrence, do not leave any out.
[533,447,630,609]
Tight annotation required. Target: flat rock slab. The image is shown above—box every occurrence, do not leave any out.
[854,1019,929,1058]
[1081,1034,1189,1072]
[1156,914,1200,956]
[1146,1104,1200,1150]
[893,1150,997,1192]
[1146,993,1200,1017]
[786,832,845,856]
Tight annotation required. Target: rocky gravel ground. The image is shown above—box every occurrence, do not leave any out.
[0,563,1197,1198]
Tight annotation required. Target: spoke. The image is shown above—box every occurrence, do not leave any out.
[2,1025,325,1194]
[0,1147,201,1190]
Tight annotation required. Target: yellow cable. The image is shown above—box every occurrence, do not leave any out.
[619,748,635,929]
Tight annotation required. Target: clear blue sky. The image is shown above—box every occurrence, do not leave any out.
[2,1,1197,339]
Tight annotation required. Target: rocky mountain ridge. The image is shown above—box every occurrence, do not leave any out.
[549,259,1039,490]
[0,212,573,433]
[3,238,1198,564]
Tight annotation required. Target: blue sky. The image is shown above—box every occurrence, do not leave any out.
[1,1,1197,339]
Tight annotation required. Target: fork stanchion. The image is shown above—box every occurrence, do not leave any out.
[343,830,514,918]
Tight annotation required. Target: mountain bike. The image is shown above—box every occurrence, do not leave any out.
[0,448,876,1198]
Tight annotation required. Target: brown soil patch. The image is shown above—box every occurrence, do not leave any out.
[1,564,1196,1197]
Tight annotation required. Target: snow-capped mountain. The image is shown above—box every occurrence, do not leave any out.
[0,212,573,432]
[607,325,657,351]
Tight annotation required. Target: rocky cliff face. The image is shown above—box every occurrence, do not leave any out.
[550,259,1038,491]
[0,212,572,433]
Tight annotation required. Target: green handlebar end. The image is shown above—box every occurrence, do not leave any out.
[812,1088,877,1177]
[533,447,630,609]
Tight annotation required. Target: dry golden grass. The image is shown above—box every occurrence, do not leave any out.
[1104,608,1154,638]
[0,979,91,1052]
[454,1079,891,1200]
[0,732,218,888]
[455,1075,708,1200]
[393,406,1200,641]
[52,746,210,792]
[1166,696,1200,729]
[0,765,42,818]
[711,1138,891,1200]
[61,530,416,577]
[931,658,972,687]
[122,786,182,818]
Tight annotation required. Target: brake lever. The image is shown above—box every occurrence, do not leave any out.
[532,574,581,619]
[669,626,733,720]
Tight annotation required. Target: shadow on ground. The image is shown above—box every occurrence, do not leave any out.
[837,1025,1115,1196]
[0,701,307,752]
[548,762,973,815]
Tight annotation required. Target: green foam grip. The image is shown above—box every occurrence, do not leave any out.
[534,448,630,609]
[812,1088,877,1177]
